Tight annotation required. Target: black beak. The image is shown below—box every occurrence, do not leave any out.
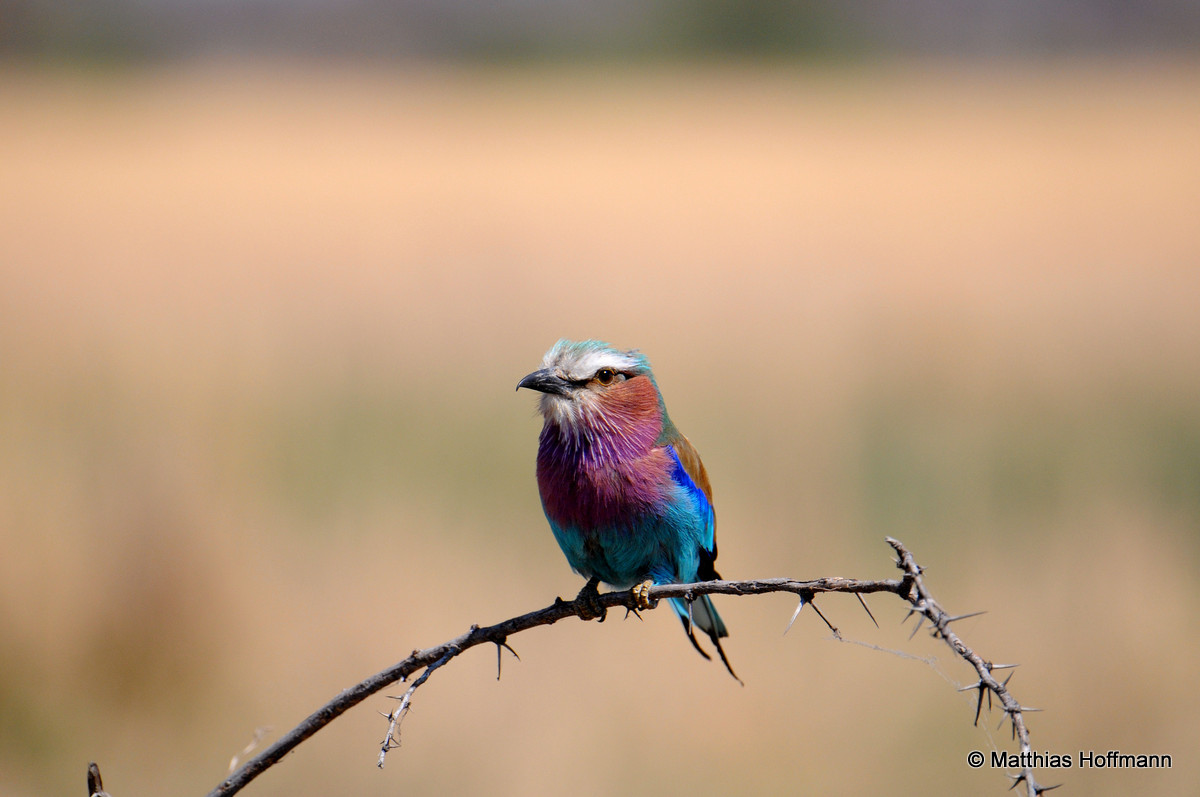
[516,368,573,397]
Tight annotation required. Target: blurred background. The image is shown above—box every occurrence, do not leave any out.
[2,3,1199,796]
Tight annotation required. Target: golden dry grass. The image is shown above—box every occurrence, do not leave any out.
[1,59,1199,796]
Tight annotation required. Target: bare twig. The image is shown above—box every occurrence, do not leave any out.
[378,648,456,767]
[184,537,1042,797]
[87,763,110,797]
[886,537,1050,797]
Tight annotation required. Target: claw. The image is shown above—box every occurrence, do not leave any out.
[574,577,607,622]
[631,580,654,611]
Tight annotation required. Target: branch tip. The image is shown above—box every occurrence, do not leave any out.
[88,762,110,797]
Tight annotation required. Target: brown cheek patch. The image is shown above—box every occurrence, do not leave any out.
[604,375,658,418]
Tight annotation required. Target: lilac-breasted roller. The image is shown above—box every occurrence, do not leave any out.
[517,339,737,679]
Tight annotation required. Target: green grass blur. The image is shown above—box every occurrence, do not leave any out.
[1,60,1198,796]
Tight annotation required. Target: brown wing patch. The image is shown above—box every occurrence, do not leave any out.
[673,433,713,504]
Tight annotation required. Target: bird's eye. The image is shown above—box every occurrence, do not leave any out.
[595,368,617,385]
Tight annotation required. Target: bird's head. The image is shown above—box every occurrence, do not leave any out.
[517,339,661,432]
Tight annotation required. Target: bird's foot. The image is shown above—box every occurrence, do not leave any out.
[631,579,655,611]
[574,577,607,622]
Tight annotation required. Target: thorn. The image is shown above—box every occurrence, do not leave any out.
[494,638,520,680]
[901,607,917,624]
[908,615,925,640]
[989,662,1020,671]
[855,593,879,628]
[1037,783,1063,793]
[957,680,983,692]
[624,607,644,622]
[1003,671,1016,688]
[944,610,987,624]
[959,682,986,726]
[808,600,841,639]
[784,594,806,635]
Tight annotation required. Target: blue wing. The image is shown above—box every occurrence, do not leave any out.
[664,429,717,559]
[665,444,716,558]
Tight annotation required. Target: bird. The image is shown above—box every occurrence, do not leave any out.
[517,339,737,680]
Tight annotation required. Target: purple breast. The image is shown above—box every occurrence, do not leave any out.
[536,399,668,531]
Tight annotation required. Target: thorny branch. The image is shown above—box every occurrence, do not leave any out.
[89,538,1049,797]
[886,537,1053,797]
[377,649,456,766]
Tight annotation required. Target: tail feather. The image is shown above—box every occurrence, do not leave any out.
[670,595,740,683]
